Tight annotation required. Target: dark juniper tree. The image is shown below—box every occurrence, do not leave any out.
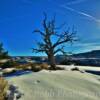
[0,43,9,59]
[33,14,77,69]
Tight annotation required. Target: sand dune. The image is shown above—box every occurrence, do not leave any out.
[7,69,100,100]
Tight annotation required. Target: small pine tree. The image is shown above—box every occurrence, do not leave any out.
[0,43,9,59]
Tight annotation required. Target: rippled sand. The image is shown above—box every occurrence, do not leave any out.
[8,68,100,100]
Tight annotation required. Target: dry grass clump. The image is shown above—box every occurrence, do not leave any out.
[15,64,31,70]
[40,63,49,70]
[31,63,42,72]
[31,63,49,72]
[0,77,8,100]
[49,66,65,70]
[55,66,65,70]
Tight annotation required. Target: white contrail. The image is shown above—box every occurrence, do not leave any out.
[60,5,100,23]
[66,0,87,5]
[48,0,100,23]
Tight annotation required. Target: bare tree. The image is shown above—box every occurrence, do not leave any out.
[33,14,77,69]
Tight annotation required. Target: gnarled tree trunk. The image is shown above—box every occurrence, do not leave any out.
[48,54,56,70]
[33,13,77,70]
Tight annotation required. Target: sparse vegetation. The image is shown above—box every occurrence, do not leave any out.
[40,63,49,70]
[49,66,65,70]
[31,63,42,72]
[15,63,31,70]
[3,68,16,76]
[1,60,19,69]
[60,59,73,65]
[0,77,8,100]
[31,63,49,72]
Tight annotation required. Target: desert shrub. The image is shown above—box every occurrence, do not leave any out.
[40,63,48,70]
[49,66,65,70]
[55,66,65,70]
[3,68,16,76]
[0,77,8,100]
[15,64,31,70]
[1,60,19,69]
[31,63,42,72]
[60,59,73,65]
[71,67,80,71]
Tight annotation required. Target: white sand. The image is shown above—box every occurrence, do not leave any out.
[7,68,100,100]
[57,65,100,71]
[78,66,100,71]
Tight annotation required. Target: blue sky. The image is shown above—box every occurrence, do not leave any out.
[0,0,100,56]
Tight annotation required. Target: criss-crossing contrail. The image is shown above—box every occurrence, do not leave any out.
[48,0,100,23]
[60,5,100,23]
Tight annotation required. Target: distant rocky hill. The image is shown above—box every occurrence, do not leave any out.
[72,50,100,58]
[11,50,100,60]
[11,50,100,66]
[56,50,100,66]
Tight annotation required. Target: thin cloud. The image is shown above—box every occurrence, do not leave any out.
[74,42,100,47]
[48,1,100,23]
[66,0,87,5]
[73,42,100,53]
[60,5,100,23]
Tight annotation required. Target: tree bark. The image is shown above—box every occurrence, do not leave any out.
[48,54,56,70]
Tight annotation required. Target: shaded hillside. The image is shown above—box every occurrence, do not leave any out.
[59,50,100,66]
[73,50,100,58]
